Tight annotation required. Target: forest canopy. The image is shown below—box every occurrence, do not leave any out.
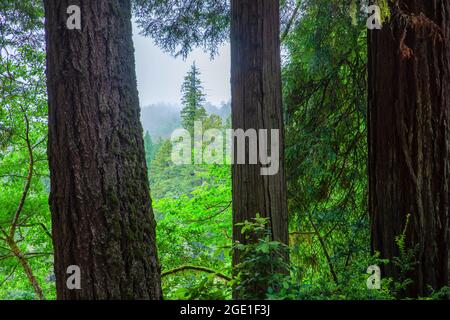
[0,0,448,301]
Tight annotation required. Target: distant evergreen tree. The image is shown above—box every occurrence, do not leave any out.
[151,139,173,175]
[180,62,207,132]
[153,137,164,159]
[144,130,154,167]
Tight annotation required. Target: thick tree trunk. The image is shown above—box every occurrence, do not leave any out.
[368,0,449,297]
[230,0,289,299]
[44,0,162,299]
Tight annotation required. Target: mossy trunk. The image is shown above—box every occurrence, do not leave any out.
[44,0,162,299]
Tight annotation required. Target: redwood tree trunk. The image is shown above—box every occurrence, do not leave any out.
[44,0,162,299]
[368,0,449,297]
[230,0,289,299]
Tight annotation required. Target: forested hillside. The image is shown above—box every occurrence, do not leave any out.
[140,101,230,139]
[0,0,448,301]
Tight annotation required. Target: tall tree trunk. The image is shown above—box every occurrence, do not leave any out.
[44,0,162,299]
[230,0,289,299]
[368,0,449,297]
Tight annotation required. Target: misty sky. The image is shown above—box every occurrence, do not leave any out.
[132,22,231,108]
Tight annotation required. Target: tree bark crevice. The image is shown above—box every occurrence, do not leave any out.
[368,0,449,297]
[231,0,289,299]
[44,0,162,300]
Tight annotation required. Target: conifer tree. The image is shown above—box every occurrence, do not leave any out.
[180,62,207,133]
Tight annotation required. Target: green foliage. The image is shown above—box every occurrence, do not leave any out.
[0,0,44,49]
[169,274,231,300]
[232,216,290,300]
[390,214,418,296]
[283,0,370,292]
[148,101,232,299]
[132,0,230,58]
[149,139,207,199]
[2,0,446,302]
[144,131,154,164]
[153,164,232,299]
[144,131,162,172]
[0,0,54,299]
[144,95,232,299]
[132,0,303,57]
[232,218,395,300]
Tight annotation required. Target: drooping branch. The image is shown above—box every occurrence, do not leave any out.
[307,210,339,285]
[9,111,34,238]
[2,108,45,300]
[6,237,45,300]
[162,264,232,282]
[185,202,232,223]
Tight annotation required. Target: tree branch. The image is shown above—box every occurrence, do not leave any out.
[281,0,301,43]
[9,111,34,238]
[19,223,52,239]
[186,202,231,223]
[162,264,231,282]
[307,210,339,285]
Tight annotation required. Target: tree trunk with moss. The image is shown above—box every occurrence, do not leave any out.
[368,0,449,297]
[44,0,162,299]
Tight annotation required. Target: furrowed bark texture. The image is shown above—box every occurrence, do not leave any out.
[230,0,289,299]
[368,0,449,297]
[44,0,162,299]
